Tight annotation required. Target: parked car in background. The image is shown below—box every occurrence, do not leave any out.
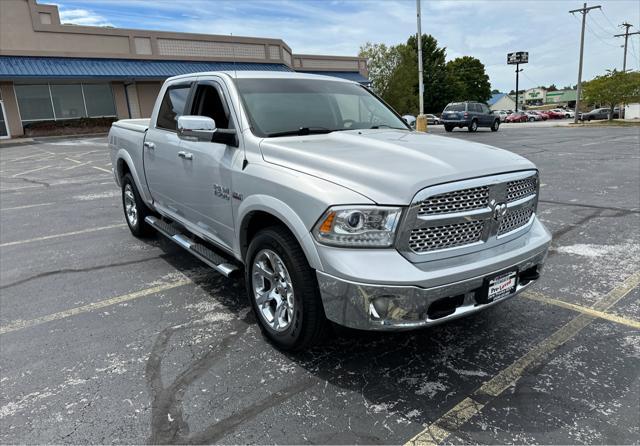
[402,115,416,128]
[545,110,565,119]
[441,101,500,132]
[425,114,440,125]
[529,111,548,120]
[581,108,617,121]
[525,111,542,121]
[494,110,509,122]
[505,112,528,123]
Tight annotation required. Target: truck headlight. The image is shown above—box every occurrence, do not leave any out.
[313,206,403,248]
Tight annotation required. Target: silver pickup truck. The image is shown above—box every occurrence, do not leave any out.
[109,71,551,350]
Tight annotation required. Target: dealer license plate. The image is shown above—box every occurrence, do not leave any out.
[482,270,518,303]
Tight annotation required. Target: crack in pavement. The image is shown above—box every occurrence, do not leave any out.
[0,256,163,291]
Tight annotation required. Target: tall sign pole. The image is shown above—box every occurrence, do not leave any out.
[569,3,601,124]
[507,52,528,113]
[416,0,427,132]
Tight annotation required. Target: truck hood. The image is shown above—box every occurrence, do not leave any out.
[259,129,535,204]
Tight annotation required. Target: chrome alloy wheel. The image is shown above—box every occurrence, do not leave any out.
[252,249,294,332]
[123,183,138,228]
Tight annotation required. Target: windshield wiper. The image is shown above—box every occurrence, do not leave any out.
[369,124,407,130]
[266,127,332,137]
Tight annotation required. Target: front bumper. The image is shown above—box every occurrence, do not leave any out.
[316,217,551,330]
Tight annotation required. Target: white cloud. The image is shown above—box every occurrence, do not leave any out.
[58,8,114,27]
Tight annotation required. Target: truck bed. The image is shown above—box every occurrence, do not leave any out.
[112,118,150,133]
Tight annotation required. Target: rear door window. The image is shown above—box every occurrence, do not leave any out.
[156,85,191,131]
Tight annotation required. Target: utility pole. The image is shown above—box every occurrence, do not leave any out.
[614,23,639,118]
[614,23,640,72]
[415,0,427,132]
[569,3,601,124]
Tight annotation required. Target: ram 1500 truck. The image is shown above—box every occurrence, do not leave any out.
[109,71,551,350]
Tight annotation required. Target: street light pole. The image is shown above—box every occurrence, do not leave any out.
[515,64,520,112]
[416,0,427,132]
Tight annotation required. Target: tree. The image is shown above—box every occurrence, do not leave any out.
[383,34,450,114]
[446,56,492,103]
[491,89,501,94]
[358,42,401,97]
[582,70,640,120]
[547,84,558,92]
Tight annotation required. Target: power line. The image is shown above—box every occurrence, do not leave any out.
[599,8,619,31]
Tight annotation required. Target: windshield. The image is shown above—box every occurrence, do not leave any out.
[235,78,409,137]
[444,103,465,112]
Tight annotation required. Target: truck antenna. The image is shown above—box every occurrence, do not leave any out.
[231,33,248,170]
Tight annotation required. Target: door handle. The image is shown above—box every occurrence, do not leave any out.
[178,151,193,160]
[143,141,155,150]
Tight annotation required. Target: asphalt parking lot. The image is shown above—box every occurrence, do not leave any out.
[1,126,639,444]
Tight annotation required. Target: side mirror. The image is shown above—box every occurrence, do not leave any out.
[177,115,217,142]
[177,115,239,147]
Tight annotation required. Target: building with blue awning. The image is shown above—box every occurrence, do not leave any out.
[0,0,369,138]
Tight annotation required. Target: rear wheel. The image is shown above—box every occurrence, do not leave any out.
[468,120,478,132]
[246,226,328,351]
[444,124,454,132]
[491,119,500,132]
[121,173,152,237]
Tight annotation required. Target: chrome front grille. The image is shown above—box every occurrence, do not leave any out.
[506,176,537,202]
[398,171,539,259]
[417,186,489,216]
[498,206,534,236]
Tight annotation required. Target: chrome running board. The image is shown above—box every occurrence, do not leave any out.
[145,216,238,277]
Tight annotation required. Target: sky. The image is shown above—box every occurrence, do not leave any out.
[49,0,640,92]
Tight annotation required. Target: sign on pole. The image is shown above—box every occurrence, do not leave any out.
[507,52,529,65]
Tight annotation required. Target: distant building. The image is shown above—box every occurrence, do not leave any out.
[0,0,369,139]
[545,89,577,108]
[523,87,547,106]
[487,93,516,111]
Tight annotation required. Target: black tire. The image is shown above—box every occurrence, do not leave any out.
[528,117,534,122]
[468,120,478,132]
[444,124,453,132]
[121,173,153,237]
[245,226,328,351]
[491,119,500,132]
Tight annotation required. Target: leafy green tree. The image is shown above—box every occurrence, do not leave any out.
[446,56,492,103]
[582,70,640,120]
[358,42,401,97]
[383,34,450,114]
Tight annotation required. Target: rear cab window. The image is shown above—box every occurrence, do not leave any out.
[156,85,191,131]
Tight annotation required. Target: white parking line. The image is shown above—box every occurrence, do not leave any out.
[0,223,126,248]
[0,279,192,335]
[0,202,55,212]
[11,165,52,178]
[92,166,112,174]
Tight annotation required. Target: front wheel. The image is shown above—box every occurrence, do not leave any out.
[121,173,153,237]
[528,117,534,122]
[246,226,328,351]
[468,120,478,132]
[491,120,500,132]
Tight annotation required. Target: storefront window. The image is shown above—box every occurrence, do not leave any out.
[50,84,86,119]
[15,84,55,121]
[83,83,116,117]
[15,82,116,122]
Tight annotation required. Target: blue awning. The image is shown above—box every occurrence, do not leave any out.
[0,56,291,79]
[302,71,370,84]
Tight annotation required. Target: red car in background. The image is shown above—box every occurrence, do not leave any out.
[505,112,528,123]
[532,111,549,120]
[544,110,565,119]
